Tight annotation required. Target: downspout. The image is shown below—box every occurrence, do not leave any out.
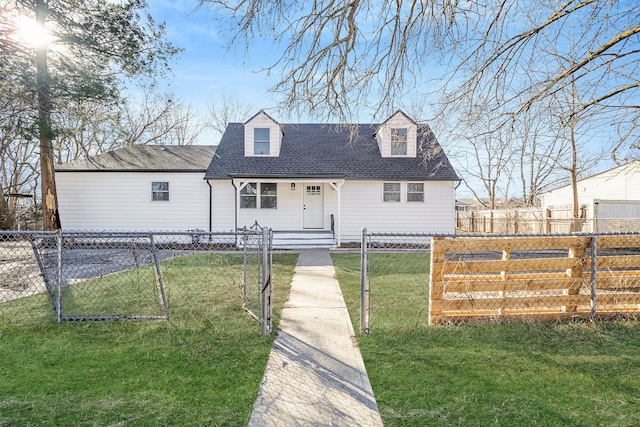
[231,179,238,233]
[206,180,212,232]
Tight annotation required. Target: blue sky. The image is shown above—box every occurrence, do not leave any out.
[146,0,280,143]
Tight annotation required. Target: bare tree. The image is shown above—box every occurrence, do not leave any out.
[206,96,255,139]
[514,106,567,207]
[201,1,638,124]
[160,102,203,146]
[121,93,202,146]
[53,100,127,164]
[549,77,607,231]
[201,0,468,122]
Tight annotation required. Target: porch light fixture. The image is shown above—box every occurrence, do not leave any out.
[291,183,296,191]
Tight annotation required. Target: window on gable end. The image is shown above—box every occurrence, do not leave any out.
[391,128,408,155]
[254,128,270,155]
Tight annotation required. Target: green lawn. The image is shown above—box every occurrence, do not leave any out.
[3,251,639,426]
[332,252,640,427]
[0,253,298,426]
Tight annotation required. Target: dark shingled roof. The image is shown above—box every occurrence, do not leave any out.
[56,145,216,172]
[205,123,459,181]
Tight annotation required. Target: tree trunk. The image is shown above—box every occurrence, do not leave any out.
[570,114,580,233]
[36,0,61,230]
[0,184,14,230]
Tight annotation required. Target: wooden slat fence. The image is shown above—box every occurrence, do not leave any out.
[429,234,640,325]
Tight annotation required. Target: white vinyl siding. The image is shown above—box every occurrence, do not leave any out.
[57,172,210,231]
[542,161,640,210]
[339,180,455,241]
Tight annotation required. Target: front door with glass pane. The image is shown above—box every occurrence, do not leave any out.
[303,185,324,229]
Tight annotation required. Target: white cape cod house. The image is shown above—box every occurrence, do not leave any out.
[205,110,460,245]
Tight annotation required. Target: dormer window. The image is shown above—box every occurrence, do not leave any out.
[391,128,408,155]
[244,110,282,156]
[376,111,417,158]
[254,128,270,155]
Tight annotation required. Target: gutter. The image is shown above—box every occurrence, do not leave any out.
[231,179,238,233]
[206,180,212,233]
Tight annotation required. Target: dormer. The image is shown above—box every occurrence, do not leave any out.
[244,110,282,157]
[376,110,417,158]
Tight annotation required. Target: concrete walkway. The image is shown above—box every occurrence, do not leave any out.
[248,249,383,427]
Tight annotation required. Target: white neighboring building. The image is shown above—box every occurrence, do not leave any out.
[205,110,460,245]
[56,145,216,231]
[540,161,640,232]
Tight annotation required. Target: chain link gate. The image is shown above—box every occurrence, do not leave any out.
[360,228,433,334]
[1,229,274,335]
[240,226,274,335]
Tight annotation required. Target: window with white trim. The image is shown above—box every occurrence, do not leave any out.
[407,182,425,202]
[240,182,277,209]
[260,183,277,209]
[383,182,401,202]
[390,128,408,155]
[151,181,169,201]
[240,183,257,208]
[254,128,270,155]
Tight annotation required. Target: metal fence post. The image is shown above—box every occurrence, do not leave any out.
[360,228,370,334]
[56,231,63,323]
[149,234,169,319]
[261,226,270,336]
[268,228,274,334]
[590,234,598,320]
[242,231,248,307]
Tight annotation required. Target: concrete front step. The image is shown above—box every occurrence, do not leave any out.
[272,230,336,249]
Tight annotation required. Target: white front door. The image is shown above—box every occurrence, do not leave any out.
[303,184,324,229]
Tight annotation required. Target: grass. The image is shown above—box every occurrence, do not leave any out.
[3,250,639,426]
[332,252,640,427]
[0,253,298,426]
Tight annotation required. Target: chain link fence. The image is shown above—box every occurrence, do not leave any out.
[0,229,274,335]
[360,229,432,334]
[360,230,640,332]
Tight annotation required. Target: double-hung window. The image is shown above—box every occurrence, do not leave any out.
[383,182,425,203]
[407,182,425,202]
[241,182,277,209]
[390,128,408,155]
[151,181,169,201]
[240,183,257,208]
[383,182,401,202]
[254,128,270,155]
[260,183,277,209]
